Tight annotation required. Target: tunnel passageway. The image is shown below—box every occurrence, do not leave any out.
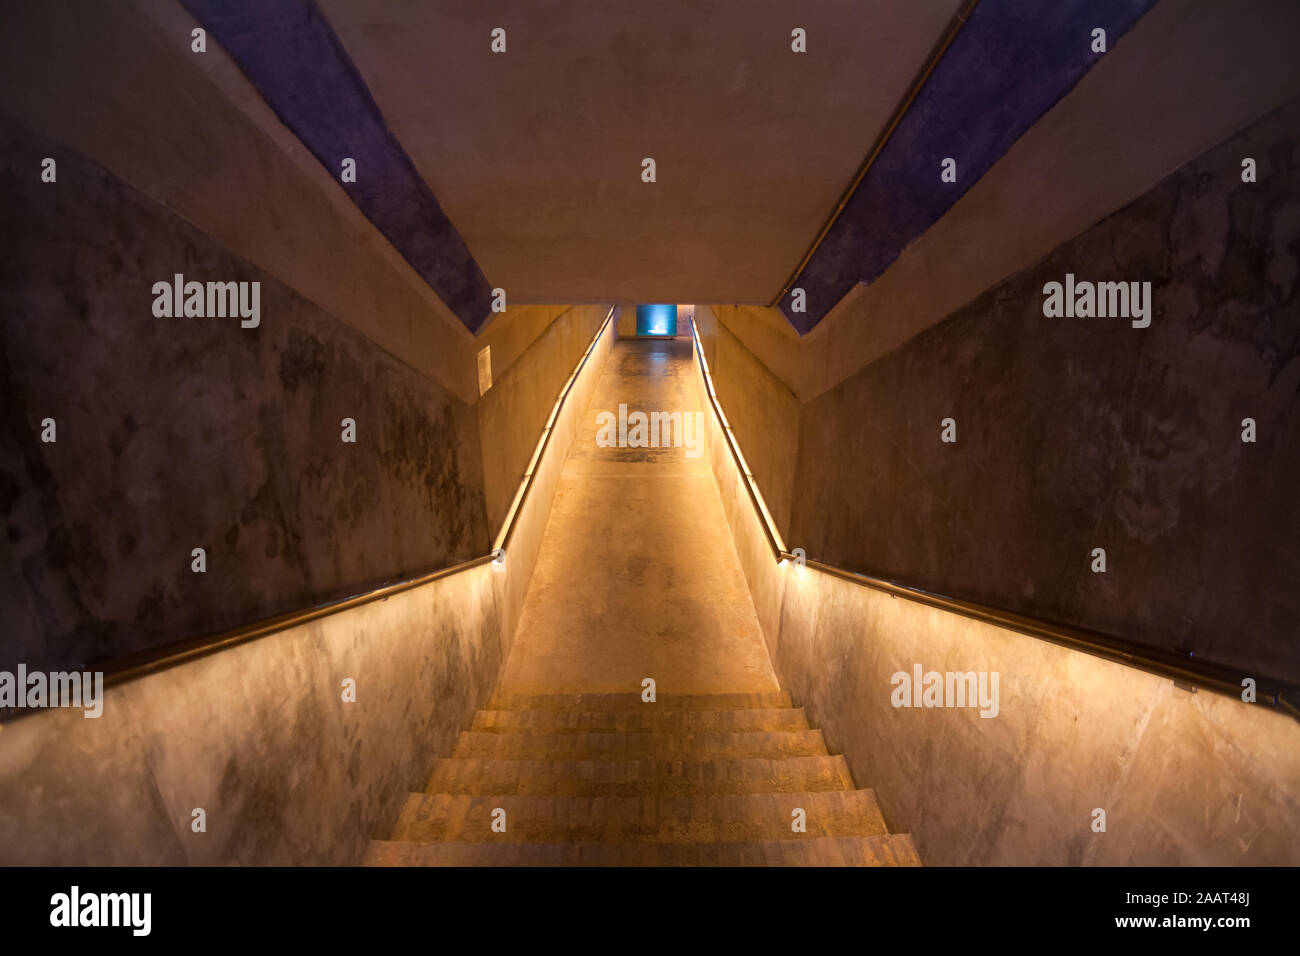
[366,334,919,865]
[496,337,778,696]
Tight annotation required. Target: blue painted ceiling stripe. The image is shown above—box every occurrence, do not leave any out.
[780,0,1156,334]
[181,0,493,332]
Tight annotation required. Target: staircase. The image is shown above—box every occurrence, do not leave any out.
[365,691,920,866]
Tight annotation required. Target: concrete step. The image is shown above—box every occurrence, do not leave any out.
[424,755,857,796]
[486,692,793,712]
[365,833,921,866]
[470,708,809,735]
[452,729,828,761]
[390,790,888,843]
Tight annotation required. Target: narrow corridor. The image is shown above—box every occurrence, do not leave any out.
[5,0,1298,899]
[497,337,777,696]
[366,335,919,865]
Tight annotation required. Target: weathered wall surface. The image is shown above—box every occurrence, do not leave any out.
[788,100,1300,685]
[693,334,1300,866]
[778,566,1300,866]
[797,0,1300,401]
[704,1,1300,404]
[0,0,482,403]
[0,114,489,674]
[0,558,502,866]
[0,286,618,867]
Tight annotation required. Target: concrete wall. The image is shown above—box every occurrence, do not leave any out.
[695,306,800,538]
[477,305,613,530]
[0,0,617,866]
[800,0,1300,400]
[616,307,638,339]
[683,2,1300,864]
[0,563,501,865]
[0,0,482,404]
[0,0,619,674]
[710,0,1300,406]
[777,567,1300,865]
[696,3,1300,684]
[475,306,569,386]
[710,304,802,396]
[0,301,617,866]
[697,337,788,656]
[491,311,619,661]
[692,333,1300,866]
[789,99,1300,685]
[0,112,489,675]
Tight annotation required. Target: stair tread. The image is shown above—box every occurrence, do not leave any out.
[378,686,917,864]
[487,692,793,712]
[365,834,921,866]
[471,708,809,734]
[391,790,887,842]
[424,755,857,796]
[453,729,828,760]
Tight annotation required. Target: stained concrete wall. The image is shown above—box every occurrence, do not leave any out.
[0,563,501,865]
[0,0,626,866]
[0,112,491,674]
[801,0,1300,400]
[0,0,482,404]
[692,334,1300,866]
[0,296,617,866]
[790,99,1300,685]
[777,568,1300,865]
[0,0,619,674]
[684,10,1300,855]
[711,0,1300,406]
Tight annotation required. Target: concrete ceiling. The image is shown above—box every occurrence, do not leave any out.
[316,0,963,305]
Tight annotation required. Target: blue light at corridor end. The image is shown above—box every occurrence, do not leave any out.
[635,304,678,336]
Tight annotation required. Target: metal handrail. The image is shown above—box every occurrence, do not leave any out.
[689,321,788,562]
[494,307,615,554]
[100,553,495,688]
[14,306,617,698]
[687,319,1300,722]
[19,301,1295,726]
